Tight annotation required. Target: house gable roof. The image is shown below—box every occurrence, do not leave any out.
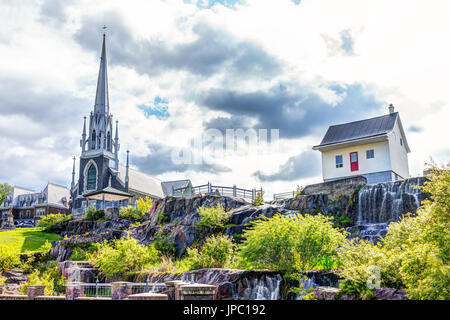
[314,112,399,149]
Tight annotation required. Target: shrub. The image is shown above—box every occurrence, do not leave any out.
[183,234,235,270]
[85,207,104,221]
[237,213,346,274]
[38,214,72,231]
[338,162,450,300]
[153,231,176,257]
[20,262,66,296]
[157,211,169,224]
[88,236,159,280]
[136,196,153,216]
[252,191,264,206]
[293,185,304,199]
[119,206,142,220]
[0,274,5,286]
[197,204,231,229]
[0,246,20,272]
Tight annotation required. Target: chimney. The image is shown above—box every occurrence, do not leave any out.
[389,104,395,114]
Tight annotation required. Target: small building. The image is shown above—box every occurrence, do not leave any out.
[313,105,410,184]
[0,183,70,227]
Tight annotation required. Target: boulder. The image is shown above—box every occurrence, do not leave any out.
[2,269,27,283]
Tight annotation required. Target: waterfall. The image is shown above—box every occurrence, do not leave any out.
[351,177,427,242]
[241,274,282,300]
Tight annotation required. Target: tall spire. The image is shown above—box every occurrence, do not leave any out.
[71,157,76,189]
[94,30,109,115]
[81,116,87,155]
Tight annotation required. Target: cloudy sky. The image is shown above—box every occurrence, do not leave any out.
[0,0,449,199]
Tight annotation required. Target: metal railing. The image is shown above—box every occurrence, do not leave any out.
[273,191,296,200]
[80,282,112,298]
[172,182,262,201]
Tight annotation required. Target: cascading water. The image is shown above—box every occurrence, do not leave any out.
[350,177,428,242]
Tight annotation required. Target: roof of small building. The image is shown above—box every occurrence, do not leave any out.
[315,112,399,148]
[161,180,192,197]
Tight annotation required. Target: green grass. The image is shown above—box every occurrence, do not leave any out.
[0,227,62,253]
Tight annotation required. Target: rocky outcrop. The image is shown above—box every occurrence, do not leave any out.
[132,195,283,256]
[2,269,27,283]
[57,261,99,283]
[135,268,283,300]
[50,234,105,262]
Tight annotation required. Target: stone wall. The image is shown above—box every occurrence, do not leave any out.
[302,176,367,200]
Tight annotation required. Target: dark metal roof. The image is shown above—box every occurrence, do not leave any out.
[316,112,398,147]
[161,180,192,196]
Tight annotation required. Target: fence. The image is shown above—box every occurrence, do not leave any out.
[172,182,262,201]
[75,279,167,298]
[273,191,296,200]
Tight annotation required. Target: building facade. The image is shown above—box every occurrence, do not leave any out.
[0,184,70,227]
[71,32,189,217]
[313,105,410,184]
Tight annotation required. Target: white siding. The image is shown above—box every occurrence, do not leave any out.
[321,141,391,181]
[387,119,410,179]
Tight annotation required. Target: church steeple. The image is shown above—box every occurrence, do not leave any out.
[84,29,114,157]
[94,32,109,116]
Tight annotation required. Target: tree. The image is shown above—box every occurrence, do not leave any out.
[0,182,13,205]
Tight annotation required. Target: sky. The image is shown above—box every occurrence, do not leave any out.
[0,0,449,199]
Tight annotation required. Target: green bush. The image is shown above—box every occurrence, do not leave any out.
[119,206,142,220]
[183,234,235,270]
[252,191,264,206]
[38,214,72,231]
[157,211,169,224]
[153,231,176,257]
[136,196,153,215]
[338,162,450,300]
[197,204,231,229]
[237,213,346,274]
[0,246,20,272]
[85,207,104,221]
[88,236,159,280]
[20,262,66,296]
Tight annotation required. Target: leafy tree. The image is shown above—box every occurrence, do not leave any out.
[88,236,159,280]
[237,214,346,274]
[38,214,72,231]
[197,204,232,229]
[183,234,235,269]
[136,196,153,215]
[0,182,12,205]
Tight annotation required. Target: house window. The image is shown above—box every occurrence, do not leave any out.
[366,149,374,159]
[36,208,45,217]
[26,210,30,218]
[86,164,97,190]
[335,155,343,168]
[19,212,23,219]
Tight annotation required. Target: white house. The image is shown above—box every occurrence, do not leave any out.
[312,105,410,184]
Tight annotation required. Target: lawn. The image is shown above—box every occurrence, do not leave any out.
[0,227,62,253]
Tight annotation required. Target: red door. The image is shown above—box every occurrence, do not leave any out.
[350,152,358,171]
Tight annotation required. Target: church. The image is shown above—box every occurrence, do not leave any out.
[70,32,191,217]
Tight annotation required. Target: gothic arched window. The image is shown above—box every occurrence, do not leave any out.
[91,130,96,149]
[86,164,97,190]
[107,131,111,151]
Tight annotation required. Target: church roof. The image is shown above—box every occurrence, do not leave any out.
[314,112,399,148]
[117,165,165,198]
